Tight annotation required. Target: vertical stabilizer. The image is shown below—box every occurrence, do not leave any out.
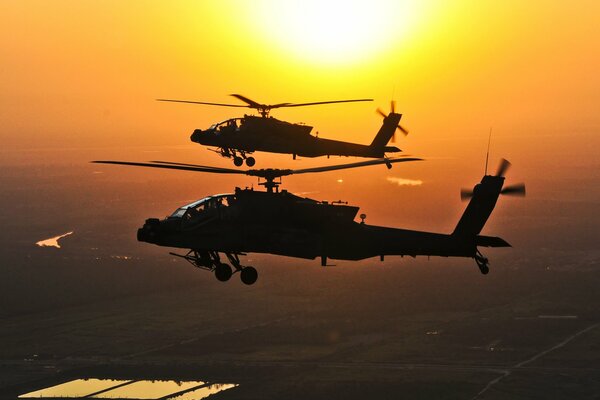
[370,113,402,149]
[453,175,504,237]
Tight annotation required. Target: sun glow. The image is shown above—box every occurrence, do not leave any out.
[253,0,420,65]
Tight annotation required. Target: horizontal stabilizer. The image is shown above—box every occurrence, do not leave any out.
[476,235,511,247]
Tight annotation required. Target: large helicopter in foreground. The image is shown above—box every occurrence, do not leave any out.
[158,94,409,167]
[93,157,525,285]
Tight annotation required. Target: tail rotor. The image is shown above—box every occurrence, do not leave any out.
[501,182,526,197]
[376,100,409,143]
[461,158,526,201]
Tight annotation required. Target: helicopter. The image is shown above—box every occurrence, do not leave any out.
[93,157,525,285]
[157,94,409,167]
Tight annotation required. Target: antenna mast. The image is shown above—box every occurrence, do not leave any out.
[485,127,492,175]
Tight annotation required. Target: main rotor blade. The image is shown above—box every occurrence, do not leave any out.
[282,99,373,108]
[156,99,248,108]
[229,94,294,110]
[93,157,422,182]
[269,102,293,108]
[501,183,526,196]
[92,160,247,175]
[149,160,243,173]
[291,157,422,175]
[229,94,263,108]
[159,96,372,112]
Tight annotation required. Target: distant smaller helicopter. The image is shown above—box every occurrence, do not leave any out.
[157,94,410,167]
[93,157,525,285]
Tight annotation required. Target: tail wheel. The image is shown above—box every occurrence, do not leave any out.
[215,263,233,282]
[240,266,258,285]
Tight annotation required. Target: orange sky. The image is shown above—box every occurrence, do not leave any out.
[1,1,599,214]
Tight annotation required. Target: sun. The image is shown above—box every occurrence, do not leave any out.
[252,0,419,65]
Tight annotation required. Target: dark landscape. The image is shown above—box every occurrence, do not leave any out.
[0,157,598,399]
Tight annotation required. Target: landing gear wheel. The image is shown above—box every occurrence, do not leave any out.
[475,250,490,275]
[233,157,244,167]
[240,266,258,285]
[215,263,233,282]
[245,157,256,167]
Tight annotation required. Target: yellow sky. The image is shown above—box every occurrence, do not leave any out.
[1,1,599,183]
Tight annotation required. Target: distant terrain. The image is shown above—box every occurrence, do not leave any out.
[0,161,598,399]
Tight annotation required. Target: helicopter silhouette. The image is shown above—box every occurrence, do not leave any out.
[93,157,525,285]
[157,94,409,167]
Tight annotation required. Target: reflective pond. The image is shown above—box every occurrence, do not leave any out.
[19,378,237,399]
[35,231,73,248]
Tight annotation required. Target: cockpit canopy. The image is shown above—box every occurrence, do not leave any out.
[208,118,242,132]
[170,194,233,218]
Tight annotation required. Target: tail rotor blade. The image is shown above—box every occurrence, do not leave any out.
[461,188,474,201]
[379,101,409,137]
[496,158,511,177]
[501,183,526,197]
[398,125,409,136]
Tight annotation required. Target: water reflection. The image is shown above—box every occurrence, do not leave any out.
[170,384,238,400]
[19,378,237,399]
[93,380,204,399]
[19,379,131,398]
[35,231,73,248]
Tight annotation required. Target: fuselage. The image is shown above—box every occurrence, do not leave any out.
[137,188,476,262]
[190,116,400,158]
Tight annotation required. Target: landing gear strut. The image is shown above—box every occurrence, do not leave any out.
[170,250,259,285]
[474,249,489,275]
[223,148,255,167]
